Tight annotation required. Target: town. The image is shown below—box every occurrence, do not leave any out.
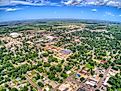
[0,21,121,91]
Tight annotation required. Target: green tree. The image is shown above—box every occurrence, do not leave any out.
[10,88,18,91]
[61,73,68,79]
[38,82,44,87]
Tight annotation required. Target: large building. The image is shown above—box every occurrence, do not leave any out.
[10,32,21,38]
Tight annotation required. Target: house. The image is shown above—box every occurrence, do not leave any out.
[46,36,55,41]
[109,69,119,76]
[58,83,72,91]
[85,81,96,86]
[77,88,86,91]
[80,70,89,75]
[66,71,71,75]
[89,77,99,83]
[100,60,107,64]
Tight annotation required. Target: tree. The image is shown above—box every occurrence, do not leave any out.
[99,74,103,78]
[64,66,71,71]
[61,60,64,64]
[35,73,40,80]
[0,86,6,91]
[94,85,97,88]
[58,79,63,83]
[38,82,44,87]
[20,86,28,91]
[107,73,121,90]
[37,61,42,66]
[43,62,50,67]
[53,77,60,82]
[37,67,44,73]
[48,73,55,80]
[30,86,36,91]
[48,56,57,63]
[61,73,68,79]
[10,88,18,91]
[95,89,100,91]
[80,77,85,82]
[55,66,62,72]
[42,51,49,57]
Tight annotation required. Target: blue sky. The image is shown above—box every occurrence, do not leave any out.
[0,0,121,22]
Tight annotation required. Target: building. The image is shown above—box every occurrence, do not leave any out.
[10,32,21,38]
[85,81,96,87]
[60,49,72,55]
[58,83,72,91]
[103,76,110,86]
[77,88,86,91]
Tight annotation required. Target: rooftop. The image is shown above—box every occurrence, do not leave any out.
[60,49,72,55]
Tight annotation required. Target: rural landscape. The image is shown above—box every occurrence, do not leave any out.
[0,20,121,91]
[0,0,121,91]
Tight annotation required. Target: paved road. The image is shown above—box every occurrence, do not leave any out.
[54,74,76,91]
[94,66,112,91]
[25,75,42,91]
[54,73,91,91]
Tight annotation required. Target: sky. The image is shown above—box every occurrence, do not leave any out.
[0,0,121,22]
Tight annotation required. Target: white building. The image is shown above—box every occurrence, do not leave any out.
[10,32,21,38]
[85,81,96,86]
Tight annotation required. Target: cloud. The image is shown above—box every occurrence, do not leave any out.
[10,0,61,6]
[119,15,121,17]
[106,1,121,7]
[49,2,62,6]
[6,8,21,11]
[0,0,121,7]
[61,0,82,5]
[62,0,73,5]
[61,0,121,7]
[11,0,33,5]
[0,0,10,6]
[91,9,97,12]
[10,0,49,5]
[0,0,51,6]
[0,7,22,12]
[105,12,115,16]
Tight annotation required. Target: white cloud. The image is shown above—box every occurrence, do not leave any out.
[87,2,96,5]
[10,0,47,5]
[0,7,21,11]
[0,0,10,6]
[91,9,97,12]
[62,0,121,7]
[49,3,61,6]
[0,0,51,6]
[5,8,21,12]
[119,15,121,17]
[105,12,115,16]
[10,0,60,6]
[62,0,73,5]
[0,0,121,7]
[11,0,33,5]
[6,8,17,12]
[62,0,81,5]
[107,1,121,7]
